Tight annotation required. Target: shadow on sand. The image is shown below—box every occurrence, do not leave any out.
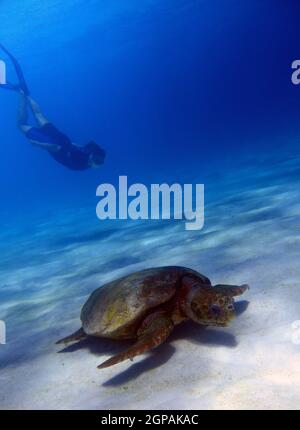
[58,300,249,386]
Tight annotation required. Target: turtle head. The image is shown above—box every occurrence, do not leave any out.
[183,278,249,327]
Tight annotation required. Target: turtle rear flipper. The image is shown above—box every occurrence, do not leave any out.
[56,327,86,345]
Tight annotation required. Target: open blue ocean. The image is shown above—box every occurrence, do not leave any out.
[1,0,300,409]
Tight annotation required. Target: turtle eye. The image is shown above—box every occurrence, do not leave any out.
[210,304,221,315]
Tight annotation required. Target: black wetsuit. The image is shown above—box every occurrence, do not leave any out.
[0,43,104,171]
[26,123,91,171]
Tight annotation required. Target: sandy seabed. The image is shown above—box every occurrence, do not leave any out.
[0,151,300,409]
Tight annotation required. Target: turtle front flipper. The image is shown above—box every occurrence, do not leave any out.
[56,327,86,345]
[97,313,174,369]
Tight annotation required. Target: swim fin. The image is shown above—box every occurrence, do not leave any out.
[0,43,30,95]
[0,81,20,92]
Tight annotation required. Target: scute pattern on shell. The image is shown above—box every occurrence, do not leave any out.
[81,266,207,339]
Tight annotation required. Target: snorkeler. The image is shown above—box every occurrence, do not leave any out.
[0,43,106,171]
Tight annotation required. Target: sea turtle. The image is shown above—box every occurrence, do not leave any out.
[57,266,249,369]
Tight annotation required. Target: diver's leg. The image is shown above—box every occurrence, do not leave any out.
[97,313,174,369]
[17,91,33,135]
[27,95,49,127]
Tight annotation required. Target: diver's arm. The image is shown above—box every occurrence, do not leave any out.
[30,140,60,152]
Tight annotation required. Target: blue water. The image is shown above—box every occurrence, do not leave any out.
[1,0,300,409]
